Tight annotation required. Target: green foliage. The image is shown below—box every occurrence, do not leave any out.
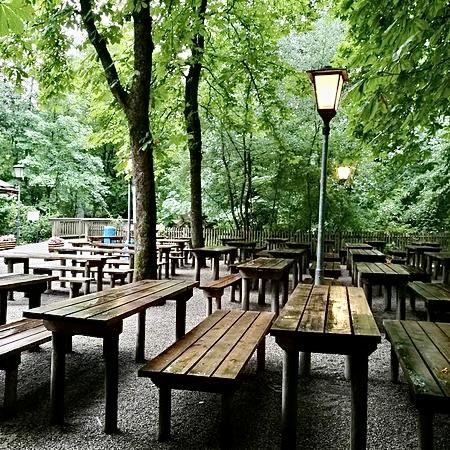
[0,0,32,36]
[0,195,16,235]
[336,0,450,148]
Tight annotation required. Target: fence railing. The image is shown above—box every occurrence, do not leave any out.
[50,218,450,250]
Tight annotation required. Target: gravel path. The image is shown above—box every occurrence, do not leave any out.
[0,243,449,449]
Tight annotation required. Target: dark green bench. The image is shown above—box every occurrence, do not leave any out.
[384,320,450,449]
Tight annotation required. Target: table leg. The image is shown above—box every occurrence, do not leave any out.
[28,291,41,309]
[212,256,219,280]
[97,264,103,292]
[50,332,66,425]
[282,275,289,306]
[7,261,14,301]
[418,409,433,450]
[0,292,7,325]
[159,384,171,441]
[281,349,298,449]
[242,278,250,311]
[443,262,449,284]
[390,345,399,383]
[165,252,170,279]
[175,298,187,340]
[384,285,391,311]
[299,352,311,377]
[396,284,406,320]
[104,333,120,434]
[426,255,432,275]
[272,280,280,316]
[2,354,20,415]
[293,262,298,287]
[194,255,201,282]
[362,282,372,309]
[349,353,369,450]
[258,279,266,306]
[135,311,146,363]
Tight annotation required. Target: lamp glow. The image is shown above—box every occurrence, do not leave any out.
[337,166,351,181]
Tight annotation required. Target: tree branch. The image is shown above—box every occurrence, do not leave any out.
[79,0,129,109]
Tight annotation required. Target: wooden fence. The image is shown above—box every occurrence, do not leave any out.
[50,218,450,250]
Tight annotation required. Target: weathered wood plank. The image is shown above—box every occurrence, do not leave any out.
[348,287,380,337]
[325,286,351,335]
[299,285,328,333]
[213,312,274,379]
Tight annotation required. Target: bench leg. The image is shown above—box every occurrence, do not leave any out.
[175,298,187,340]
[349,353,369,450]
[230,285,236,302]
[110,276,116,288]
[50,332,66,425]
[256,337,265,372]
[214,295,222,311]
[65,335,73,354]
[281,349,298,449]
[409,291,416,311]
[158,385,171,441]
[0,292,7,325]
[104,333,120,434]
[135,311,146,363]
[207,297,213,316]
[258,279,266,306]
[299,352,311,377]
[396,285,406,320]
[28,291,41,309]
[220,392,233,446]
[272,281,280,316]
[418,409,433,450]
[2,354,21,415]
[242,278,250,311]
[390,345,399,383]
[384,285,392,311]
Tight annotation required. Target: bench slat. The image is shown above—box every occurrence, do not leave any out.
[271,284,312,332]
[385,321,445,401]
[0,329,51,358]
[299,285,328,333]
[189,312,259,377]
[164,310,244,375]
[142,310,229,373]
[214,312,274,379]
[325,286,351,335]
[403,321,450,397]
[348,286,381,337]
[200,274,241,290]
[0,318,43,337]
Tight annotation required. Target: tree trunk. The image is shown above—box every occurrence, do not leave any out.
[184,0,207,249]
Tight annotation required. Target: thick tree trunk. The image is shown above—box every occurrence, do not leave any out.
[184,0,207,249]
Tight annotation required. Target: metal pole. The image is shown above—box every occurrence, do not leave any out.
[15,184,21,242]
[314,121,330,285]
[127,179,132,245]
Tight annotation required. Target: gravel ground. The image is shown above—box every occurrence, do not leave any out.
[0,243,449,449]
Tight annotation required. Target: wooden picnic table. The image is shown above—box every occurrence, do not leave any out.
[408,282,450,321]
[348,248,386,283]
[271,284,380,450]
[356,262,411,318]
[220,236,247,246]
[0,251,114,293]
[364,240,386,252]
[236,257,294,315]
[405,245,441,270]
[266,237,288,250]
[266,248,307,286]
[190,246,237,281]
[23,279,198,434]
[424,251,450,283]
[225,240,257,261]
[0,274,57,324]
[157,244,174,279]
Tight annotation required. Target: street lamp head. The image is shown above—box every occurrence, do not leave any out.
[12,163,25,180]
[337,165,351,182]
[307,67,348,123]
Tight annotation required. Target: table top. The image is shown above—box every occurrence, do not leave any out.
[408,282,450,302]
[271,284,380,351]
[93,242,135,249]
[345,243,373,249]
[424,251,450,261]
[411,241,441,247]
[267,248,307,259]
[53,246,134,255]
[24,279,198,326]
[266,237,289,243]
[349,249,385,257]
[237,257,294,273]
[405,244,442,251]
[190,246,237,255]
[0,251,114,263]
[356,262,410,279]
[225,240,257,247]
[286,242,311,249]
[364,240,386,245]
[0,273,58,289]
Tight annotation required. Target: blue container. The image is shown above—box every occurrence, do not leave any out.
[103,226,116,243]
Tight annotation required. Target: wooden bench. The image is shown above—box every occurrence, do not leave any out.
[408,282,450,321]
[324,252,340,262]
[59,277,94,297]
[198,274,241,315]
[138,309,275,443]
[0,318,52,414]
[384,320,450,449]
[309,262,341,279]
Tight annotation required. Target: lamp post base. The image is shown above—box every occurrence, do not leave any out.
[314,268,323,286]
